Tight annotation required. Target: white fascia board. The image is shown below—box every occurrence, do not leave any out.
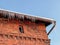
[0,8,55,23]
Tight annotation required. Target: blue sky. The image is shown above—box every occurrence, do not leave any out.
[0,0,59,45]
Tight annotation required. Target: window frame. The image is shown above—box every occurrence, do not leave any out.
[19,25,24,33]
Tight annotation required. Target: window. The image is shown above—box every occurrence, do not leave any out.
[19,25,24,33]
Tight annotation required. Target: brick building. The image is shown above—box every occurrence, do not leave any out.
[0,9,56,45]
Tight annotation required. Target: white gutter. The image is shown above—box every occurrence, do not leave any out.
[0,8,54,21]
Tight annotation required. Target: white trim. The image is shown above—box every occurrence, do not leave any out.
[0,8,55,22]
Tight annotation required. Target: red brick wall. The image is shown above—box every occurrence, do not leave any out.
[0,18,50,45]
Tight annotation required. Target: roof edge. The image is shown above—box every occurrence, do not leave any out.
[0,8,56,26]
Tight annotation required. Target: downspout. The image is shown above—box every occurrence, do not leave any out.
[47,21,56,35]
